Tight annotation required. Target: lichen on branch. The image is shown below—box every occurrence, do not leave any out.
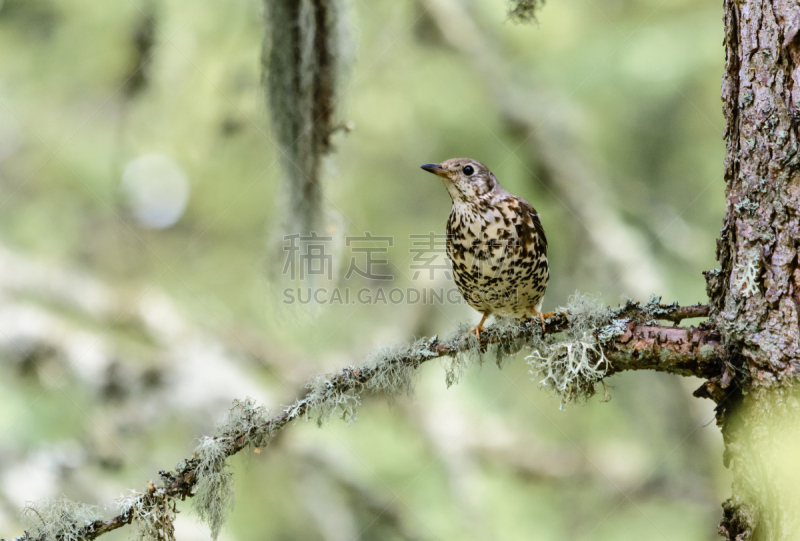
[118,487,178,541]
[19,499,104,541]
[5,294,719,541]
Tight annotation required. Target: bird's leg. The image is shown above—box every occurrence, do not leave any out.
[530,308,556,332]
[471,313,489,341]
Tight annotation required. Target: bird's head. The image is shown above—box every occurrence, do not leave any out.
[421,158,497,204]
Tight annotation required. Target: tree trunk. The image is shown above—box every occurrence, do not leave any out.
[708,0,800,537]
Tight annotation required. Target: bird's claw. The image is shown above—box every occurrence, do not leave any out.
[530,310,555,333]
[470,325,486,342]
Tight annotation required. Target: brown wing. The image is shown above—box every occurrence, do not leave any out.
[512,196,547,257]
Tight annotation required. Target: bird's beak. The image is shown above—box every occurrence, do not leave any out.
[420,163,449,178]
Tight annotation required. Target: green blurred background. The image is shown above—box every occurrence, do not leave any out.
[0,0,729,539]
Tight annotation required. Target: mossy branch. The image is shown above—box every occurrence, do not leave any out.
[5,295,721,541]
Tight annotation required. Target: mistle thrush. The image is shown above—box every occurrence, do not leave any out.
[421,158,550,338]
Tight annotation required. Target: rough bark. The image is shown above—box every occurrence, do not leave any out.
[709,0,800,537]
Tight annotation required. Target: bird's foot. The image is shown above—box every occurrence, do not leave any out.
[470,314,490,342]
[530,310,556,332]
[470,324,486,342]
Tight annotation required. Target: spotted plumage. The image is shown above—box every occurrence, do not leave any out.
[421,158,549,336]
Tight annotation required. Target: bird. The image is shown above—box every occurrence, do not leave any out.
[421,158,551,339]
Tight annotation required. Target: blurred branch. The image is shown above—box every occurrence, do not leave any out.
[4,295,719,541]
[0,245,309,523]
[122,2,156,101]
[408,395,719,508]
[262,0,346,236]
[293,444,420,540]
[0,244,307,418]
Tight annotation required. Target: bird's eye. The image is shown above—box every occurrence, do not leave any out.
[463,165,474,176]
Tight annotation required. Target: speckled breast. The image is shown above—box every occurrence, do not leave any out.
[446,202,549,318]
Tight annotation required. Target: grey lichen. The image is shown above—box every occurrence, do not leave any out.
[301,339,424,424]
[732,246,761,298]
[442,355,468,388]
[193,436,234,540]
[641,293,674,318]
[563,292,616,331]
[596,317,629,343]
[304,371,364,424]
[286,322,508,427]
[528,332,610,407]
[216,398,273,448]
[507,0,546,23]
[440,323,485,387]
[189,399,274,540]
[362,340,421,395]
[118,489,177,541]
[734,196,759,216]
[486,315,530,367]
[526,293,615,407]
[20,498,104,541]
